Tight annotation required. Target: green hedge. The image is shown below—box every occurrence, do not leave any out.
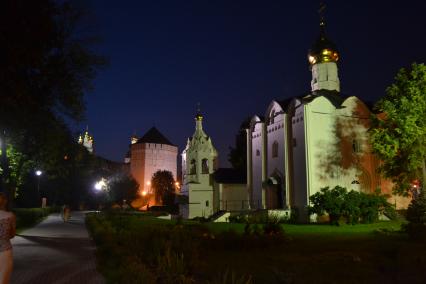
[13,207,56,230]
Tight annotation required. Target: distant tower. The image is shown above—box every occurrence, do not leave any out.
[181,109,218,218]
[78,127,94,153]
[308,3,340,93]
[125,133,139,163]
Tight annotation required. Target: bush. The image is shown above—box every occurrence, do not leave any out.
[308,186,394,225]
[14,207,53,229]
[405,190,426,240]
[309,186,347,225]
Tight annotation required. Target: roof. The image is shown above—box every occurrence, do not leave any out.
[213,168,246,184]
[277,98,293,112]
[302,90,344,108]
[136,127,174,146]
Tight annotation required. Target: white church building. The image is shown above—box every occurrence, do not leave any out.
[179,14,409,221]
[246,17,409,220]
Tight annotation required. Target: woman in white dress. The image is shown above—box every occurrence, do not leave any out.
[0,193,15,284]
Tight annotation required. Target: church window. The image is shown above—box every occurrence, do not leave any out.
[202,159,209,174]
[206,200,209,207]
[272,141,279,158]
[190,159,196,174]
[256,150,260,156]
[352,139,361,153]
[270,110,275,125]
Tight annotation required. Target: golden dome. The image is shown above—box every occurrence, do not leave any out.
[308,21,339,65]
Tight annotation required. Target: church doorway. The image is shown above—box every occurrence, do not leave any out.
[265,176,284,209]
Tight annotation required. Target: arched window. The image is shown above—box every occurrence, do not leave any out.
[352,139,361,153]
[202,158,209,174]
[272,141,278,158]
[269,110,275,125]
[190,159,196,174]
[256,150,260,156]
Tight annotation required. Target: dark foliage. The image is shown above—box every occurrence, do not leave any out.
[14,207,58,230]
[108,174,139,205]
[405,190,426,240]
[151,170,176,207]
[0,0,106,206]
[228,117,251,172]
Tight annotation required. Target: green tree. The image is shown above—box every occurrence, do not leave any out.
[151,170,176,207]
[405,190,426,239]
[309,186,347,225]
[0,1,106,205]
[370,63,426,195]
[108,175,139,205]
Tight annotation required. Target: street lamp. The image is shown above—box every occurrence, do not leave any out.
[35,170,42,194]
[94,178,106,192]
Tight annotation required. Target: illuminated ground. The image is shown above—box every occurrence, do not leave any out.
[11,212,104,284]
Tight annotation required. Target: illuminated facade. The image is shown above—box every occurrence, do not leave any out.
[246,17,409,221]
[180,112,218,218]
[129,127,178,204]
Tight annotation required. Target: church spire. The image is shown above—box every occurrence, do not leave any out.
[308,2,340,93]
[194,103,204,133]
[319,2,326,39]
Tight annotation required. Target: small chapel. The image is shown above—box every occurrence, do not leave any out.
[180,111,248,219]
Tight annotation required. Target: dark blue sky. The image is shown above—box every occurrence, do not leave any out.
[80,0,426,165]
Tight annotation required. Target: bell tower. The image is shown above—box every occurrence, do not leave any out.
[308,3,340,93]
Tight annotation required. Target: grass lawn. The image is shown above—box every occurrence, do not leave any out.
[87,213,426,284]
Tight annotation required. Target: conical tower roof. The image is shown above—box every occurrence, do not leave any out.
[137,127,175,146]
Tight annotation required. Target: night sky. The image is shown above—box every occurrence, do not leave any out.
[81,0,426,165]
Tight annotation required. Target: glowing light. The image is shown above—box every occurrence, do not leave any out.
[94,179,107,191]
[146,181,151,186]
[35,170,42,176]
[141,191,147,196]
[175,182,180,187]
[322,49,331,55]
[308,55,316,64]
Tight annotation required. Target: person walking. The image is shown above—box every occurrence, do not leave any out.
[0,193,16,284]
[63,205,71,222]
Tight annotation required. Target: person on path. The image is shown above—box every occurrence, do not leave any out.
[0,193,16,284]
[63,205,71,222]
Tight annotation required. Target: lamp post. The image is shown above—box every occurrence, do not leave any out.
[35,170,42,195]
[35,170,43,207]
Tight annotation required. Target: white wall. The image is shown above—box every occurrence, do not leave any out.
[250,119,264,209]
[290,100,308,213]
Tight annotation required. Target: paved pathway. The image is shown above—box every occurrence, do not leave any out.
[11,211,104,284]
